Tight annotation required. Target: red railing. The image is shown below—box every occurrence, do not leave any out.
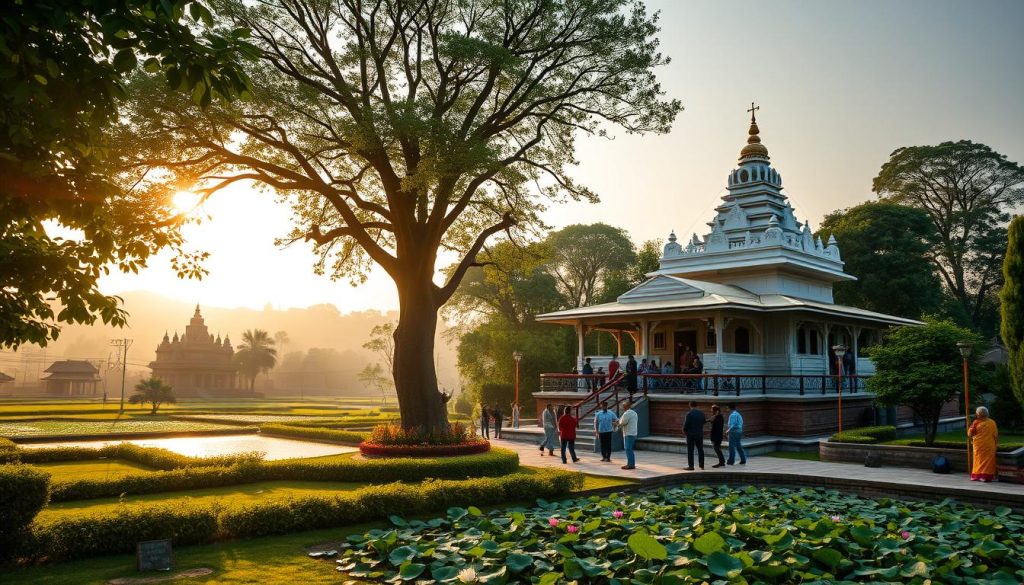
[640,373,869,396]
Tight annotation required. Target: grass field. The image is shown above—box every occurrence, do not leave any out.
[885,429,1024,449]
[31,459,156,482]
[0,419,242,438]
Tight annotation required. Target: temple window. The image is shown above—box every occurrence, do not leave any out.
[797,326,820,355]
[734,327,751,354]
[653,332,666,350]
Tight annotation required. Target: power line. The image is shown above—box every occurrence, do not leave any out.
[110,339,133,413]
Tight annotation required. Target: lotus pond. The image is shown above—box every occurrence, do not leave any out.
[319,486,1023,584]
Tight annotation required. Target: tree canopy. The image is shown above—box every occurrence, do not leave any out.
[1001,215,1024,407]
[545,223,637,308]
[121,0,681,431]
[234,329,278,391]
[818,201,942,319]
[873,141,1024,331]
[0,0,254,348]
[129,377,177,414]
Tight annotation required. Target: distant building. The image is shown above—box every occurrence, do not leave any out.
[150,305,238,397]
[0,371,15,389]
[41,360,100,396]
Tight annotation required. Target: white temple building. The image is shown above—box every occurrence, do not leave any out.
[537,108,920,383]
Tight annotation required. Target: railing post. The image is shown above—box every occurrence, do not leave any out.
[735,375,741,397]
[821,375,827,395]
[761,375,767,395]
[799,375,805,396]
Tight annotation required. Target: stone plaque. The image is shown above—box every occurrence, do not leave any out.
[136,539,173,571]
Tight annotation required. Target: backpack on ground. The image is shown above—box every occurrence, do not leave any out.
[932,454,950,474]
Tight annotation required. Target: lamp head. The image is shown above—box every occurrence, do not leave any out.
[512,351,523,362]
[956,341,973,358]
[832,344,847,358]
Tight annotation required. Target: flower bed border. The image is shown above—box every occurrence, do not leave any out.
[358,440,490,457]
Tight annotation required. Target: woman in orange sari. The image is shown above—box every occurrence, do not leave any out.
[968,406,998,482]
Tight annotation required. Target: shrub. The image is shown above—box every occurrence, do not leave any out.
[260,423,368,444]
[829,425,896,443]
[0,437,20,464]
[368,421,475,446]
[0,465,50,558]
[358,441,490,457]
[49,463,262,502]
[19,443,263,469]
[262,447,520,483]
[30,504,218,562]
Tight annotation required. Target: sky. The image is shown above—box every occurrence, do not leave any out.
[99,0,1024,314]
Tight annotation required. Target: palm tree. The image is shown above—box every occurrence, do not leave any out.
[273,330,290,356]
[130,378,176,414]
[234,329,278,392]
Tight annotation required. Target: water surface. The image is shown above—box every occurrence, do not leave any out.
[21,434,356,461]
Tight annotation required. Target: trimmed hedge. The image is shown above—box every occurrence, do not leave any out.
[19,443,263,469]
[359,441,490,457]
[45,448,521,502]
[0,437,19,464]
[888,438,1024,451]
[260,423,368,444]
[25,468,583,562]
[829,425,897,444]
[0,465,50,558]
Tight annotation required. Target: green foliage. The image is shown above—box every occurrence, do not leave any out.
[128,377,177,414]
[829,425,897,444]
[19,443,262,470]
[0,436,19,464]
[259,423,367,445]
[818,202,942,318]
[988,364,1024,429]
[260,448,520,484]
[47,463,261,502]
[479,383,516,411]
[547,224,638,308]
[323,486,1024,583]
[867,321,984,444]
[367,422,475,446]
[234,329,278,391]
[874,141,1024,332]
[16,468,580,562]
[0,0,253,349]
[0,465,50,558]
[1001,215,1024,408]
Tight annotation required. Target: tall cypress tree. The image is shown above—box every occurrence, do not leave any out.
[1001,215,1024,406]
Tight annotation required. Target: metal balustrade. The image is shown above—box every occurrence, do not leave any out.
[539,372,869,397]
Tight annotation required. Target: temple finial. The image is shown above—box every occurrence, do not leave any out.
[747,101,759,123]
[739,102,769,160]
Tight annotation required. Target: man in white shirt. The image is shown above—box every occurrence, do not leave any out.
[614,400,639,470]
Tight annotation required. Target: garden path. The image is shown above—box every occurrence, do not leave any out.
[492,436,1024,503]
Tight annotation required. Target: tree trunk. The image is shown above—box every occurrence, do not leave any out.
[392,276,449,434]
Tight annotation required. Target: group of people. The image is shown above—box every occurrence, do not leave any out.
[478,401,521,439]
[580,352,706,393]
[538,400,641,468]
[536,399,746,471]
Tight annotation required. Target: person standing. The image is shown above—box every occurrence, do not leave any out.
[709,404,725,467]
[615,400,639,470]
[511,402,521,429]
[594,400,617,462]
[968,406,999,482]
[682,400,707,471]
[680,346,695,376]
[692,355,705,393]
[557,406,580,464]
[479,403,490,439]
[726,403,747,465]
[492,402,504,439]
[608,355,621,385]
[581,357,595,392]
[625,355,638,395]
[538,403,557,456]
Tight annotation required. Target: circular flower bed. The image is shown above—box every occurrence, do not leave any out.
[357,440,490,458]
[358,422,489,457]
[317,485,1024,583]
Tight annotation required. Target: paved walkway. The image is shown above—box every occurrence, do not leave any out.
[489,436,1024,505]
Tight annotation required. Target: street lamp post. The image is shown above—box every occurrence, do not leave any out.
[957,341,974,471]
[832,344,847,434]
[512,351,524,405]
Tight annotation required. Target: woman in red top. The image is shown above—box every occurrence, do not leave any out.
[557,406,580,464]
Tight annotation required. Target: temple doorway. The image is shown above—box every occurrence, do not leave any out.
[673,330,698,373]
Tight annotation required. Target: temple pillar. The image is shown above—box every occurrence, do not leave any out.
[714,312,725,372]
[576,322,585,370]
[640,321,649,358]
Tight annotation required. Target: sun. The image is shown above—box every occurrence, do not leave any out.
[172,190,202,213]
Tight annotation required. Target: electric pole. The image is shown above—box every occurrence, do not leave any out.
[110,339,133,413]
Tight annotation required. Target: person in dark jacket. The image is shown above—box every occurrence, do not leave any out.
[491,402,504,439]
[625,355,638,394]
[479,403,490,439]
[709,404,725,467]
[682,400,707,471]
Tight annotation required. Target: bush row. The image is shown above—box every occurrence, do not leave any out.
[0,437,19,464]
[828,425,897,444]
[259,423,368,444]
[0,465,50,558]
[24,468,583,562]
[18,443,263,469]
[889,438,1024,451]
[46,448,521,502]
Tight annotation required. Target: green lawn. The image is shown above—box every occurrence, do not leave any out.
[765,450,821,461]
[35,480,367,524]
[31,459,155,482]
[885,429,1024,449]
[0,419,243,438]
[0,525,371,584]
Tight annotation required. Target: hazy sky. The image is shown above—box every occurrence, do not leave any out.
[100,0,1024,313]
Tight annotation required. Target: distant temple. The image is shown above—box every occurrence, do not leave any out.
[41,360,100,396]
[150,305,238,396]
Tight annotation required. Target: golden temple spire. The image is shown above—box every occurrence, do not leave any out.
[740,101,769,160]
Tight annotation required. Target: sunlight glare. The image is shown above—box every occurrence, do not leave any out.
[172,190,202,213]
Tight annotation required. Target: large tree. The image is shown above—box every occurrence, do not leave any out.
[1001,215,1024,407]
[122,0,681,432]
[873,141,1024,330]
[0,0,253,348]
[818,201,942,319]
[546,223,637,307]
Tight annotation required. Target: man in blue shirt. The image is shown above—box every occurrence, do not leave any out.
[726,402,747,465]
[594,400,617,462]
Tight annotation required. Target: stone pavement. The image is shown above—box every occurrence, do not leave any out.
[489,435,1024,507]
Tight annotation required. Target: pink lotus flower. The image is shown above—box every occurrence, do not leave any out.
[567,524,579,534]
[901,531,912,540]
[549,518,559,527]
[830,515,842,522]
[613,510,624,519]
